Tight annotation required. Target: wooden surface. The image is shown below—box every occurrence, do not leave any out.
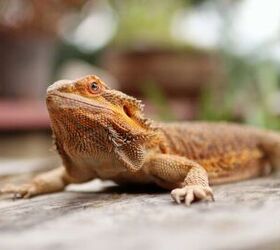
[1,168,280,250]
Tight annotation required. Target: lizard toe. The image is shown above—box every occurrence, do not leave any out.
[1,184,37,199]
[22,186,38,199]
[171,188,186,204]
[171,185,215,206]
[185,189,194,206]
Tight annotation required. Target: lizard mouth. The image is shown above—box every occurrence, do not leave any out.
[47,92,113,114]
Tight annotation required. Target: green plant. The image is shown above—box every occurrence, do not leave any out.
[109,0,186,48]
[199,52,280,130]
[141,80,175,121]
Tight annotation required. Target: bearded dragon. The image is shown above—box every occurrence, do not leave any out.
[2,75,280,206]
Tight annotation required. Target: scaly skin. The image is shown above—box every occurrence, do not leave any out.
[2,75,280,206]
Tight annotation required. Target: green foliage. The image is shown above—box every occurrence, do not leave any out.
[199,52,280,130]
[109,0,185,48]
[141,80,175,121]
[198,1,280,131]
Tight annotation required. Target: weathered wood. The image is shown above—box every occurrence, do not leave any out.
[1,173,280,250]
[0,157,57,176]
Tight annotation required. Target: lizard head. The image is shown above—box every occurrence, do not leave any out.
[46,75,160,172]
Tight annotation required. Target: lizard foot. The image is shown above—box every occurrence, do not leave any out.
[171,185,214,206]
[0,183,40,199]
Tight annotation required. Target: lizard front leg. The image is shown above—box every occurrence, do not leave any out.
[0,166,87,198]
[145,154,214,206]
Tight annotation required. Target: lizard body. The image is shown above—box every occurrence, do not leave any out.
[2,75,280,206]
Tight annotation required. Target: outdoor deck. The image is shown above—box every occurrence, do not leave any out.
[1,160,280,250]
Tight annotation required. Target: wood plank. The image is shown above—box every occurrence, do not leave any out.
[1,175,280,250]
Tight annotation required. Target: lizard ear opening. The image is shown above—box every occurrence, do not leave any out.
[123,105,133,118]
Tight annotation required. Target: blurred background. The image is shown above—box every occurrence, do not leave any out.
[1,0,280,174]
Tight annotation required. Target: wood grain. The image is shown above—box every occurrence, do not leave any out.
[1,171,280,250]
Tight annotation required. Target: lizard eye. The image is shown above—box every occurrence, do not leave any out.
[88,82,100,94]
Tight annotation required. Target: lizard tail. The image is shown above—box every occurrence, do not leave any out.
[257,129,280,170]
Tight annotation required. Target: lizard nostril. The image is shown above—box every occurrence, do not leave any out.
[47,80,73,93]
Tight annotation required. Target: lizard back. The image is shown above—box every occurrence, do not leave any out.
[158,122,267,183]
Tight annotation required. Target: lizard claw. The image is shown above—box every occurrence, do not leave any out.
[171,185,214,206]
[1,183,38,199]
